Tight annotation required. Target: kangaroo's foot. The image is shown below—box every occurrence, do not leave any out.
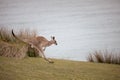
[44,58,54,63]
[48,60,54,63]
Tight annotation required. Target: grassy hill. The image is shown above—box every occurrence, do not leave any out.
[0,27,120,80]
[0,56,120,80]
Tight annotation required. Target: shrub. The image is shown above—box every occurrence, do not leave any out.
[0,27,38,58]
[87,50,120,65]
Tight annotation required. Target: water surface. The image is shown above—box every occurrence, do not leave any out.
[0,0,120,61]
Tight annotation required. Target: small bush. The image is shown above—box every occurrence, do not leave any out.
[87,50,120,65]
[0,27,38,58]
[0,41,28,59]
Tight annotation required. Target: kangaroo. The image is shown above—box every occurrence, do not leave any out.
[12,30,57,63]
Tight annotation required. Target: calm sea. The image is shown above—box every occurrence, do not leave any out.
[0,0,120,61]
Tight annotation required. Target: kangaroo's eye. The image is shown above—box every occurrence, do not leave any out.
[55,41,57,43]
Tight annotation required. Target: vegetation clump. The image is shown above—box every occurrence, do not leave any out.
[0,27,37,58]
[87,50,120,65]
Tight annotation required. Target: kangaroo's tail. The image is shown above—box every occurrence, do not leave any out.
[12,29,27,44]
[12,29,18,39]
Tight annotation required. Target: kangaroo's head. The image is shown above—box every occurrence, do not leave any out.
[51,36,57,45]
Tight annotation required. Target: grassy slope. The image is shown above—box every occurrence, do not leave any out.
[0,56,120,80]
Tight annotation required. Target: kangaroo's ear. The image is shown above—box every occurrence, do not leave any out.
[51,36,55,40]
[53,36,55,40]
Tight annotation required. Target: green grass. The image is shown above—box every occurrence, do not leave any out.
[0,56,120,80]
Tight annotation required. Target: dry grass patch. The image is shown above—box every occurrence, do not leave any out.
[87,50,120,65]
[0,27,38,58]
